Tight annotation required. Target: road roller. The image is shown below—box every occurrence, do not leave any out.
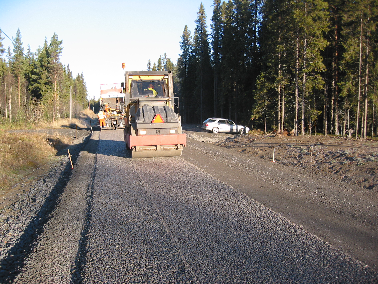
[123,71,186,158]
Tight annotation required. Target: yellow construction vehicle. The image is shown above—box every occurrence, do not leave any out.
[123,71,186,158]
[100,84,125,129]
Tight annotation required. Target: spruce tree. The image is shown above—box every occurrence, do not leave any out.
[193,3,213,123]
[211,0,224,117]
[177,25,195,122]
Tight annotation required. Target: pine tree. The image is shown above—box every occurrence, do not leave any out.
[152,62,157,71]
[157,56,163,71]
[11,29,24,107]
[293,0,329,135]
[177,25,196,122]
[0,30,7,117]
[49,33,63,121]
[147,59,152,71]
[340,0,378,138]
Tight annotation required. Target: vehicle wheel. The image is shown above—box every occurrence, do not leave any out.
[239,128,244,134]
[212,128,219,133]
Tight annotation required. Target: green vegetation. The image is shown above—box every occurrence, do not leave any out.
[0,30,90,191]
[176,0,378,139]
[0,29,88,126]
[147,53,175,72]
[0,111,94,191]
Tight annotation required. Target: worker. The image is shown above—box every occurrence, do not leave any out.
[147,84,157,96]
[104,103,110,112]
[98,109,105,128]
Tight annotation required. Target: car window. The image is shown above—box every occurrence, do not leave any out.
[228,120,235,125]
[218,120,227,124]
[208,119,216,123]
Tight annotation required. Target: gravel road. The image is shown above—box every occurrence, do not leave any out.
[1,128,377,283]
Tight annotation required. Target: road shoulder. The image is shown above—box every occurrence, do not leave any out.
[182,136,378,271]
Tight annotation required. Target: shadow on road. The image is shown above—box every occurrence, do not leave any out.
[0,133,93,283]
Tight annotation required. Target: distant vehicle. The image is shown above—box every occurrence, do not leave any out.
[100,83,125,130]
[202,118,249,134]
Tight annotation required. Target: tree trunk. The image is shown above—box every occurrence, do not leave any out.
[335,99,339,135]
[356,16,363,138]
[9,86,12,123]
[18,76,21,108]
[281,88,285,133]
[278,85,281,133]
[301,5,307,136]
[331,78,335,134]
[332,16,340,136]
[5,82,7,119]
[56,80,60,119]
[302,36,307,136]
[294,35,299,136]
[214,73,217,117]
[372,104,375,138]
[324,86,328,136]
[343,111,346,136]
[278,44,282,133]
[348,109,351,137]
[363,30,370,139]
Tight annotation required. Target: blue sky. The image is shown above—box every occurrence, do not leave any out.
[1,0,214,99]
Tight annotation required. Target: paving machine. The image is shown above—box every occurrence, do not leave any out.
[123,71,186,158]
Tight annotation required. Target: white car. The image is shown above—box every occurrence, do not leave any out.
[202,118,249,134]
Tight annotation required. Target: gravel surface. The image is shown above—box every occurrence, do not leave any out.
[0,129,93,283]
[183,126,378,271]
[0,128,377,282]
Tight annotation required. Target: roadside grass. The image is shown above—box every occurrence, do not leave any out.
[0,110,96,191]
[0,129,77,191]
[0,131,64,191]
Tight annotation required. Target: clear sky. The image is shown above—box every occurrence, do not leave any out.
[0,0,214,99]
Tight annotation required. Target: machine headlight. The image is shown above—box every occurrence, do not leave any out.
[140,130,147,135]
[170,129,176,134]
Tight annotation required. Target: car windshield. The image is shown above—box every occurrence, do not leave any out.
[228,120,235,125]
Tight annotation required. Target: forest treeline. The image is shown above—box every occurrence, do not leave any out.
[176,0,378,138]
[0,29,88,125]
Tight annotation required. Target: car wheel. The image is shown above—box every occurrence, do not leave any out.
[239,128,244,134]
[212,127,219,133]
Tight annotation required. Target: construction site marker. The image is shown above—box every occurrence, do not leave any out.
[68,149,73,169]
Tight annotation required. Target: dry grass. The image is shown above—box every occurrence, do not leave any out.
[0,131,75,190]
[0,109,97,191]
[0,131,65,190]
[39,114,95,129]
